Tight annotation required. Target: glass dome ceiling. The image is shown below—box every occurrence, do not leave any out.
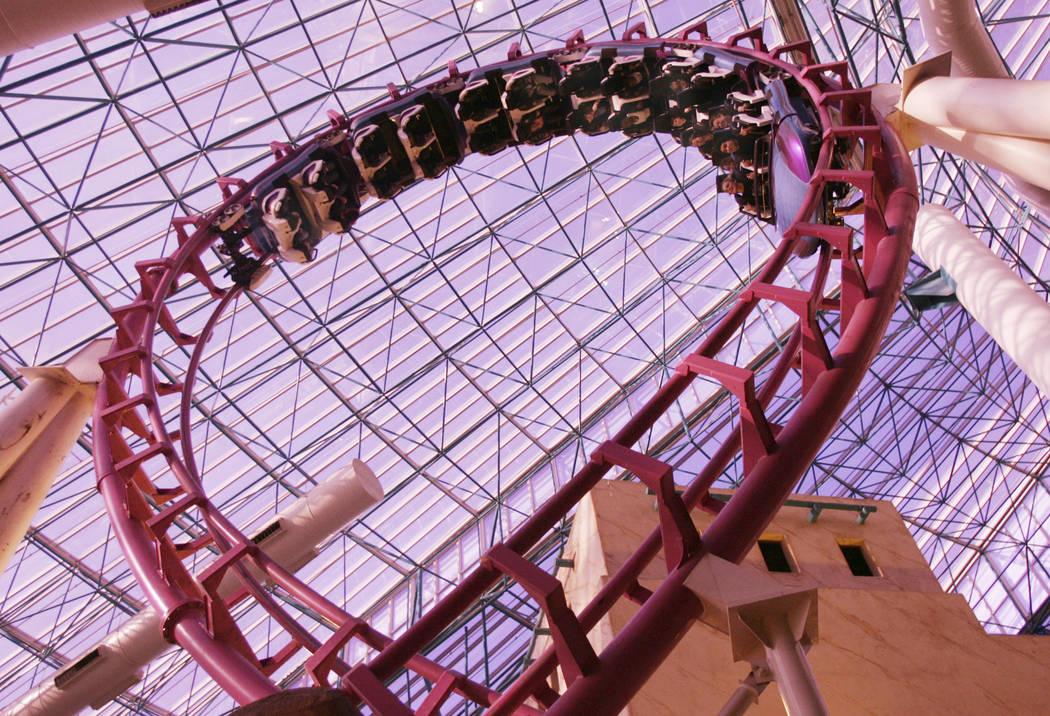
[1,0,1048,713]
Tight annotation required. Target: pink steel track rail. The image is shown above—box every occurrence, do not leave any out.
[91,23,917,715]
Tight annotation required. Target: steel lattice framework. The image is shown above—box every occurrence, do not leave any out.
[0,0,1048,714]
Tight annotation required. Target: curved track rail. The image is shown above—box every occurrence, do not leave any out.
[92,23,917,715]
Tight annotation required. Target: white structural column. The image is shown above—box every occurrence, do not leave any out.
[914,204,1050,400]
[905,124,1050,195]
[216,457,386,594]
[0,0,204,56]
[0,339,111,573]
[914,0,1008,78]
[870,57,1050,197]
[894,72,1050,195]
[903,77,1050,141]
[0,459,384,716]
[912,0,1050,213]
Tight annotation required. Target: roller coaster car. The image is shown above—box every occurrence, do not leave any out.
[503,63,560,113]
[735,107,774,132]
[458,78,503,123]
[501,59,571,144]
[571,97,613,135]
[353,124,390,169]
[429,74,466,109]
[458,58,545,119]
[513,108,546,144]
[727,89,768,116]
[414,144,446,177]
[212,206,273,289]
[650,59,704,132]
[466,116,515,154]
[652,59,703,102]
[292,149,362,234]
[613,97,653,138]
[513,105,572,144]
[458,63,525,153]
[560,56,605,99]
[690,69,745,103]
[676,84,731,118]
[654,107,692,136]
[396,95,466,179]
[400,107,434,148]
[375,161,418,199]
[702,104,737,132]
[689,54,751,100]
[259,184,320,263]
[696,48,763,89]
[621,115,654,138]
[676,125,715,152]
[457,66,517,153]
[226,254,272,290]
[351,116,414,199]
[602,56,651,101]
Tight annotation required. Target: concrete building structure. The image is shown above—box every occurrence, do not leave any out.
[557,481,1050,714]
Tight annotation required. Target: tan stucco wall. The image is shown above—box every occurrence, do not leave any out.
[556,480,1050,715]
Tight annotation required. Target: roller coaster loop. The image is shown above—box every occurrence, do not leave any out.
[92,22,917,715]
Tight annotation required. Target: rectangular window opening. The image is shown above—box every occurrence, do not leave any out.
[839,542,876,577]
[54,647,103,689]
[758,538,794,573]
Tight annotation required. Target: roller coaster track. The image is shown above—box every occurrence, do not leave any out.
[91,22,917,715]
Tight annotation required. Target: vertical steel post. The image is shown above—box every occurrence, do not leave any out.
[762,614,828,716]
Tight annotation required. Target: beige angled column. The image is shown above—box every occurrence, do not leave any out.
[902,76,1050,141]
[871,55,1050,196]
[895,70,1050,194]
[0,459,384,716]
[913,204,1050,400]
[905,124,1050,195]
[0,0,205,56]
[0,339,110,573]
[911,0,1050,210]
